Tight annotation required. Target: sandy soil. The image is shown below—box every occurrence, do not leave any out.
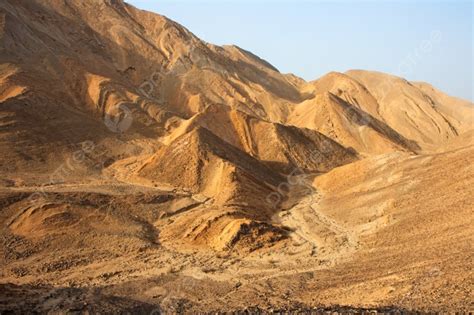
[0,0,473,313]
[1,146,472,313]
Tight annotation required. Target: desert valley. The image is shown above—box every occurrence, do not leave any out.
[0,0,473,313]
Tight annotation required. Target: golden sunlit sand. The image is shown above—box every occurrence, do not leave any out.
[0,0,472,313]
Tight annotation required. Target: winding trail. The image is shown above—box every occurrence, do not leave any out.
[274,176,359,264]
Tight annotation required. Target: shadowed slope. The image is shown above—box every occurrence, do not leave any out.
[0,1,473,312]
[138,127,283,207]
[289,92,420,155]
[346,70,474,150]
[164,106,358,173]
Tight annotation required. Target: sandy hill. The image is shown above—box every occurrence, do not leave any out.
[164,106,357,172]
[1,0,472,175]
[288,91,420,155]
[137,127,290,252]
[346,70,473,151]
[303,71,383,120]
[138,126,283,208]
[0,0,473,313]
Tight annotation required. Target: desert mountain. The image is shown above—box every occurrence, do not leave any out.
[1,0,472,170]
[346,70,473,150]
[0,0,473,313]
[288,91,420,155]
[164,105,357,172]
[138,126,284,207]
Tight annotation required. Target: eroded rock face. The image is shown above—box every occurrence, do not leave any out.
[0,0,473,313]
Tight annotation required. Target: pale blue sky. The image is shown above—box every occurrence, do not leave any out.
[128,1,473,101]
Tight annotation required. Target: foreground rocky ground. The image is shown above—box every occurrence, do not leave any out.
[1,145,472,312]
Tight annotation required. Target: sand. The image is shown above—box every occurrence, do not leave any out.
[0,0,473,313]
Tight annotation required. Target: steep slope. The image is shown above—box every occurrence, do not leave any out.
[303,71,383,120]
[137,127,289,251]
[138,127,283,207]
[0,0,305,175]
[0,0,473,313]
[164,106,357,172]
[1,0,471,179]
[346,70,474,151]
[288,92,419,155]
[413,81,473,133]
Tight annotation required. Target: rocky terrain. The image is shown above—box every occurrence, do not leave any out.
[0,0,473,313]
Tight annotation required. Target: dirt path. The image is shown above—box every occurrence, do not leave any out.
[273,177,359,265]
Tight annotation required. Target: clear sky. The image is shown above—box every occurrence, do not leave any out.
[128,1,473,101]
